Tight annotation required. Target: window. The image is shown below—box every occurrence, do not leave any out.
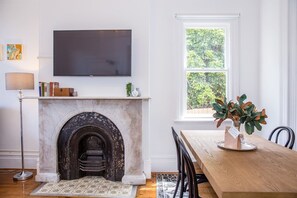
[177,15,239,119]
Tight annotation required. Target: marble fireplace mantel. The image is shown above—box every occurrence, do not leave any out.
[34,96,149,185]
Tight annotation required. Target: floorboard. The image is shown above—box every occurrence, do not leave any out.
[0,169,157,198]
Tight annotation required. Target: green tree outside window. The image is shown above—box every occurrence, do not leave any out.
[186,28,227,115]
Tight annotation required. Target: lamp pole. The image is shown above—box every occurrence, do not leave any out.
[13,90,33,181]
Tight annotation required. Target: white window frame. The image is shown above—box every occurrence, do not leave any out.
[175,14,240,121]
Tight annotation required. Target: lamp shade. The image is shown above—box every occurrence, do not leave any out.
[5,73,34,90]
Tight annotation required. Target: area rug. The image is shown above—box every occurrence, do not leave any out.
[156,173,189,198]
[30,176,137,197]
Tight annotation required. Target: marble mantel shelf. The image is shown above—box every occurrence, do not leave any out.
[24,96,151,100]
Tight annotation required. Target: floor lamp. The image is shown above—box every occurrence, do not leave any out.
[5,72,34,181]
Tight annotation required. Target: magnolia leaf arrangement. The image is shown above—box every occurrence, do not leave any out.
[212,94,268,135]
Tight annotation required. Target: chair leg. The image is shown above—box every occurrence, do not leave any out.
[173,172,181,198]
[179,173,185,198]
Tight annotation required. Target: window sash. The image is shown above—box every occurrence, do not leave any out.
[185,71,229,118]
[182,24,231,119]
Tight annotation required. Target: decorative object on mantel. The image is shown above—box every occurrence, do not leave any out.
[39,81,59,96]
[131,87,141,97]
[126,82,141,97]
[38,81,75,97]
[54,87,74,96]
[126,82,132,96]
[5,72,34,180]
[212,94,268,135]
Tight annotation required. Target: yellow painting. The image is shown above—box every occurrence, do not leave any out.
[7,44,22,60]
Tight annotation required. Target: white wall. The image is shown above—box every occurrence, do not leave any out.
[259,0,289,139]
[149,0,262,171]
[260,0,297,151]
[0,0,290,172]
[0,0,39,168]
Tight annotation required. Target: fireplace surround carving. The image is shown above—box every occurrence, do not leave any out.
[35,97,147,184]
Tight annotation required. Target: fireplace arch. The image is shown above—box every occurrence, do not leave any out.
[57,112,124,181]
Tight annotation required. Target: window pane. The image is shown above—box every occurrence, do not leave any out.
[187,72,226,116]
[186,28,225,69]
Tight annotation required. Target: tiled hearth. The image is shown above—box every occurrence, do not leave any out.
[35,97,149,185]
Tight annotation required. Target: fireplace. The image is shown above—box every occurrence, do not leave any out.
[57,112,124,181]
[35,98,148,184]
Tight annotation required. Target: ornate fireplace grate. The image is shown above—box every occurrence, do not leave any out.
[79,150,106,172]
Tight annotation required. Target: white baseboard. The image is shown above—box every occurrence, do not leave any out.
[150,155,177,172]
[0,150,38,169]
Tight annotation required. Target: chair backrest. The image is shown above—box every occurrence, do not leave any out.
[178,137,199,198]
[268,126,295,149]
[171,127,182,172]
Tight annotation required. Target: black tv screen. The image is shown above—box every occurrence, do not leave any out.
[53,30,131,76]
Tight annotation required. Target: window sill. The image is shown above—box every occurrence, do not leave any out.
[174,117,215,123]
[174,118,233,124]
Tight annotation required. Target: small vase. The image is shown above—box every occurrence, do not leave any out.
[131,88,139,97]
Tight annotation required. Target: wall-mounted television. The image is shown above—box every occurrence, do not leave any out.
[53,30,131,76]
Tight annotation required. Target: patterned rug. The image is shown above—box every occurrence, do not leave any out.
[156,173,189,198]
[30,176,137,197]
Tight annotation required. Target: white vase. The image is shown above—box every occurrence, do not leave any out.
[131,88,139,97]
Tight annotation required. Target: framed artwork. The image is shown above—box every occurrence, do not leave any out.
[0,44,3,61]
[7,44,22,60]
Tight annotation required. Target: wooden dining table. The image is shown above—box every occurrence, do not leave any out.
[181,130,297,198]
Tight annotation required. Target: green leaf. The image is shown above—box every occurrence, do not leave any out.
[259,117,265,123]
[244,122,254,135]
[229,108,236,113]
[235,106,244,115]
[240,116,246,123]
[212,103,222,112]
[246,104,254,114]
[254,121,262,131]
[238,94,247,105]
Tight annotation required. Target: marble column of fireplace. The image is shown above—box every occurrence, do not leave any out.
[35,97,149,185]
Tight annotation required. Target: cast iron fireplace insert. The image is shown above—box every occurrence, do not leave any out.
[57,112,124,181]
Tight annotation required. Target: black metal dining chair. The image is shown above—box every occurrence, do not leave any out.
[171,127,208,198]
[178,137,218,198]
[268,126,295,149]
[178,137,200,198]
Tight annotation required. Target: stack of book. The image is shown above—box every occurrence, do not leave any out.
[39,82,59,96]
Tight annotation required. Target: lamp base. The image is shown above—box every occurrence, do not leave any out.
[13,171,33,181]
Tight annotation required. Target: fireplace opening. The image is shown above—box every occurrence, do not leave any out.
[78,135,106,175]
[57,112,124,181]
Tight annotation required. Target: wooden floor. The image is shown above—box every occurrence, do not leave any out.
[0,169,157,198]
